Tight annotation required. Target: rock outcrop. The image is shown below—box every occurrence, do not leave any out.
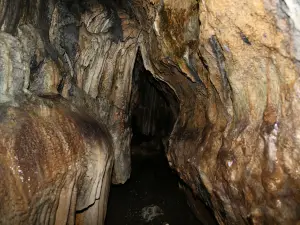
[0,0,300,224]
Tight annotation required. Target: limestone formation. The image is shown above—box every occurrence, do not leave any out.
[0,94,113,225]
[0,0,300,224]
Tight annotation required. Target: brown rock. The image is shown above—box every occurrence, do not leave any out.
[0,95,113,225]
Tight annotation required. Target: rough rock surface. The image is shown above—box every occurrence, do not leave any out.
[133,1,300,224]
[0,0,300,224]
[0,95,113,225]
[0,25,113,224]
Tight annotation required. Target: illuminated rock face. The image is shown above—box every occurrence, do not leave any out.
[0,95,113,225]
[0,0,300,224]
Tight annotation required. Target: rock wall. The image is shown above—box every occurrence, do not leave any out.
[0,94,113,225]
[0,3,114,224]
[134,0,300,224]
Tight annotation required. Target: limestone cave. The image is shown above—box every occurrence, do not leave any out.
[0,0,300,225]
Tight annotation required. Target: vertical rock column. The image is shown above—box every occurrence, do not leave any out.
[64,4,141,183]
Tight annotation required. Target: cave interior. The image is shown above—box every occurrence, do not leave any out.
[0,0,299,224]
[104,52,204,225]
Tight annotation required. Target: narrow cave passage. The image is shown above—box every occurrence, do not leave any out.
[105,54,202,225]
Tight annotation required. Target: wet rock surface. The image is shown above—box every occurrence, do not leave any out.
[105,143,202,225]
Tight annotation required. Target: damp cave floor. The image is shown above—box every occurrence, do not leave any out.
[105,144,202,225]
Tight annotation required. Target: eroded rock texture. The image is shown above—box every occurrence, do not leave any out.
[0,17,113,224]
[0,95,113,225]
[134,1,300,224]
[0,0,300,224]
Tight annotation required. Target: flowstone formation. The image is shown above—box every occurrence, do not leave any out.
[0,95,113,225]
[0,0,300,224]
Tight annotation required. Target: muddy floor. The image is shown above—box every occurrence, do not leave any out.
[105,143,202,225]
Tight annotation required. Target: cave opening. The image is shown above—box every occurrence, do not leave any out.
[105,52,202,225]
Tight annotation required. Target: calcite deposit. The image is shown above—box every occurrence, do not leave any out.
[0,0,299,224]
[0,94,113,225]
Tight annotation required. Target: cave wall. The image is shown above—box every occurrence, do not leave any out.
[60,3,140,183]
[0,0,300,224]
[0,94,113,225]
[0,0,140,184]
[134,0,300,224]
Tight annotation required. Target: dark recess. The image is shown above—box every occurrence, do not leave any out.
[105,52,203,225]
[129,53,178,149]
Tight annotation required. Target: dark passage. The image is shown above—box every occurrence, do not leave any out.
[105,141,202,225]
[105,54,202,225]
